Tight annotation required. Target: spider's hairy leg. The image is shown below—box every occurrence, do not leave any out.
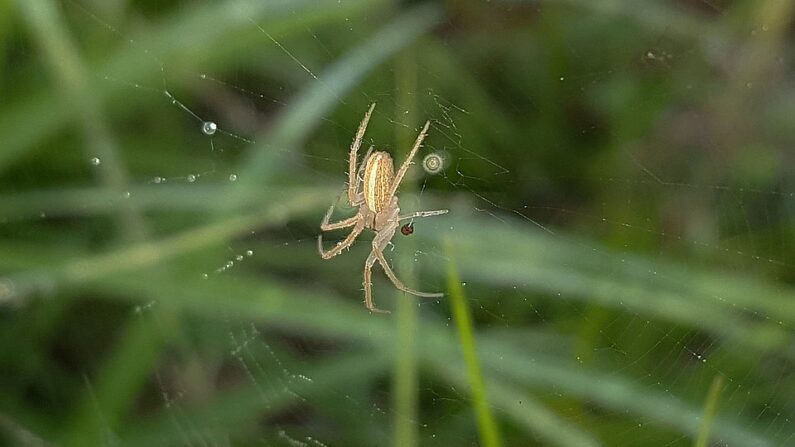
[389,120,430,198]
[348,103,377,204]
[372,224,444,299]
[363,252,390,313]
[398,209,448,222]
[319,202,358,231]
[318,218,365,260]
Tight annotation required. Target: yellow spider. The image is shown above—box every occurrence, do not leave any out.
[317,104,448,313]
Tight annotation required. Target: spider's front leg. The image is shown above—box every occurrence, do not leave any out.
[389,120,430,198]
[348,104,376,204]
[398,209,449,222]
[318,217,365,260]
[320,202,358,231]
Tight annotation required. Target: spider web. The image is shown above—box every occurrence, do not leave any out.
[2,1,794,446]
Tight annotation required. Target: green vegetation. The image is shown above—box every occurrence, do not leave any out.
[0,1,793,446]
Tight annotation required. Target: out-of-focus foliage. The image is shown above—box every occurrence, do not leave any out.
[0,1,793,446]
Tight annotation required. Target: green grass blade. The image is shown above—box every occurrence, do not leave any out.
[0,184,334,221]
[61,314,164,447]
[445,243,503,447]
[694,375,725,447]
[427,356,600,447]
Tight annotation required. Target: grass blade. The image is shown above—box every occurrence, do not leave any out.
[446,242,503,447]
[694,375,725,447]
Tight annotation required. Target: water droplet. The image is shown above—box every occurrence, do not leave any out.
[226,261,233,268]
[90,157,101,166]
[153,176,163,184]
[246,250,254,256]
[202,121,217,136]
[236,255,244,261]
[123,191,131,199]
[229,173,238,182]
[202,273,209,279]
[187,174,196,182]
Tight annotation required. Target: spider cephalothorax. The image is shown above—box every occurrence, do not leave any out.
[317,103,448,313]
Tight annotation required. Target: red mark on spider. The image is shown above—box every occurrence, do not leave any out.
[400,223,414,236]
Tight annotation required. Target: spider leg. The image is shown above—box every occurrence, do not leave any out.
[398,209,449,222]
[389,120,430,198]
[320,202,359,231]
[318,218,365,260]
[348,103,377,204]
[371,226,443,298]
[363,252,390,313]
[321,216,358,232]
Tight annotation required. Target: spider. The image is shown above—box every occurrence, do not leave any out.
[318,103,448,313]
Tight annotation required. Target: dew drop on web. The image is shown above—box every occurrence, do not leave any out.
[201,121,217,136]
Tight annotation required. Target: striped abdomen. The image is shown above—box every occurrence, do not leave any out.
[362,151,394,213]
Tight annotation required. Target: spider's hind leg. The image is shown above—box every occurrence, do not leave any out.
[363,252,391,313]
[371,227,444,299]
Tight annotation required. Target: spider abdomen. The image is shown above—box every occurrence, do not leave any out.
[363,151,395,213]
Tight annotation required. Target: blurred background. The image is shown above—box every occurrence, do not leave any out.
[1,1,794,446]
